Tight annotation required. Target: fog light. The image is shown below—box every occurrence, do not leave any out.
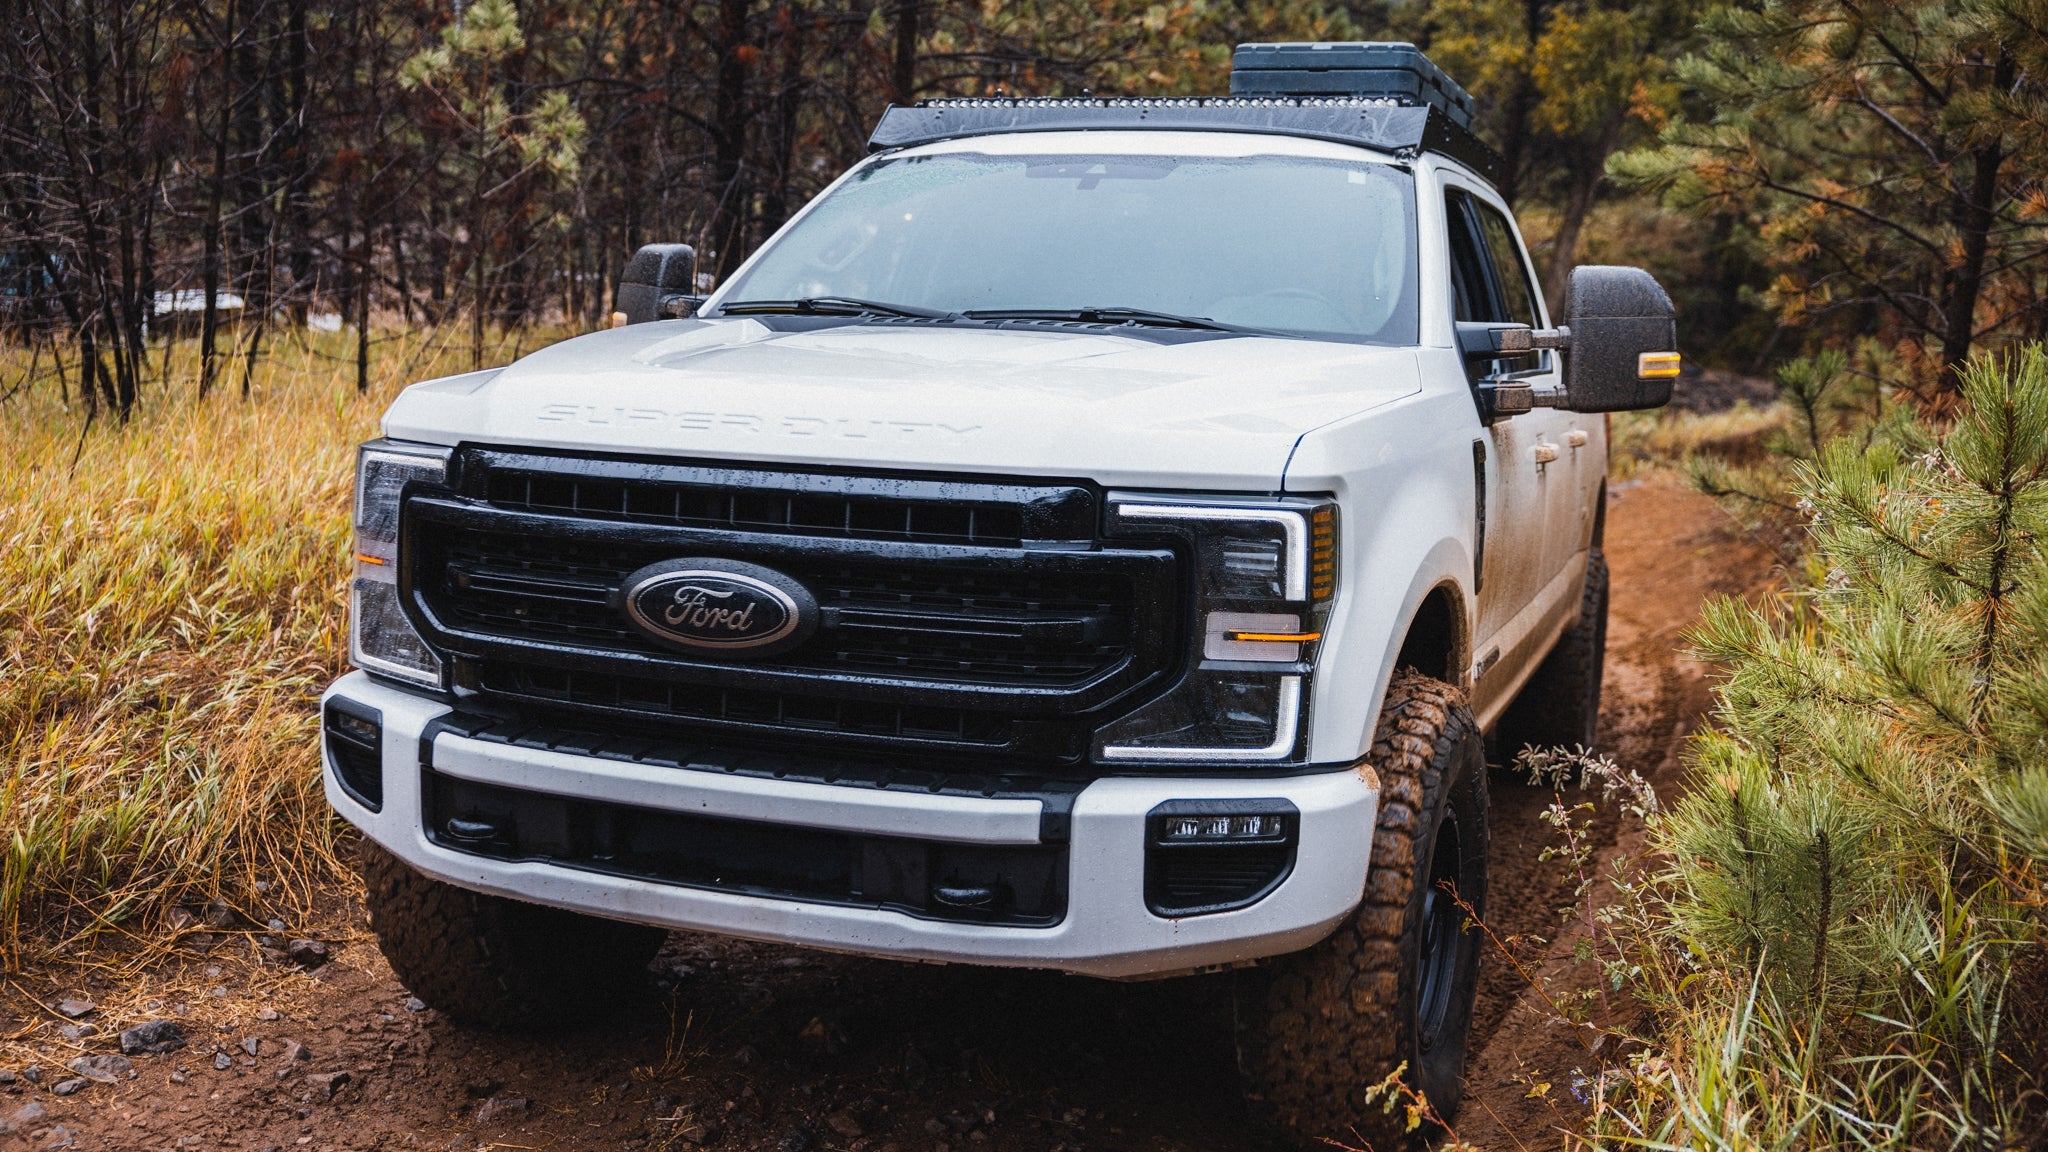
[1145,799,1298,917]
[323,697,384,811]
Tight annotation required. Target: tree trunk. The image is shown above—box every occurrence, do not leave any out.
[198,1,232,400]
[471,168,487,370]
[1938,53,2014,387]
[391,221,413,324]
[764,5,806,232]
[355,190,372,392]
[709,0,751,280]
[1541,124,1615,308]
[1497,83,1531,209]
[279,0,313,327]
[889,0,920,107]
[1494,0,1548,208]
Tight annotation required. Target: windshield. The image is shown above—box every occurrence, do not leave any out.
[717,150,1420,344]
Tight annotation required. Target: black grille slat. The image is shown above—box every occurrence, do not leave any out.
[491,469,1031,545]
[478,664,1011,744]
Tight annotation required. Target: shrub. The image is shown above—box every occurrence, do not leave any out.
[1602,348,2048,1146]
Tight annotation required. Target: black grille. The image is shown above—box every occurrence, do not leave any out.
[400,449,1184,762]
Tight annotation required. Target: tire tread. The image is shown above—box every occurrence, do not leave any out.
[1236,670,1487,1149]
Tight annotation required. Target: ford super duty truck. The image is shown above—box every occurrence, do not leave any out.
[321,41,1678,1147]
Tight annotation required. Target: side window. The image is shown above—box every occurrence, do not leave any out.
[1473,202,1540,328]
[1444,190,1496,323]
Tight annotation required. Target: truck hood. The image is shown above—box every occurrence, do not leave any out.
[383,319,1422,490]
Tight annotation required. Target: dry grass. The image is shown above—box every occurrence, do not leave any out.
[1609,402,1788,481]
[0,325,563,967]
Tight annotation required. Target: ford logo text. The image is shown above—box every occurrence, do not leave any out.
[617,559,818,657]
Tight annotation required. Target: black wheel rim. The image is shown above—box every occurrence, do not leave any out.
[1415,809,1464,1052]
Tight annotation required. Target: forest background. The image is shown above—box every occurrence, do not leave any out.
[5,0,2048,413]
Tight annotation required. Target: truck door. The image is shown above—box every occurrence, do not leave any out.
[1444,185,1578,722]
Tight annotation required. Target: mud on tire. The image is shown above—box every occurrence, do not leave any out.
[1234,670,1488,1149]
[358,841,668,1029]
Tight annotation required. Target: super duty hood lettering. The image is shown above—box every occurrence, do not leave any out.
[536,404,983,439]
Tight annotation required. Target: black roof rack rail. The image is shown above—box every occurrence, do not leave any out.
[865,97,1505,186]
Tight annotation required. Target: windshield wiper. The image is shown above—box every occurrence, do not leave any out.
[717,296,950,319]
[962,306,1287,336]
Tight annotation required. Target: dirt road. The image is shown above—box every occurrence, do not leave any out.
[0,476,1777,1152]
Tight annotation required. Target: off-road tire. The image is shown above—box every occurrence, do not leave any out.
[358,841,668,1030]
[1234,670,1488,1150]
[1498,548,1609,757]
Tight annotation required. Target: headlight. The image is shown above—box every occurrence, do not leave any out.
[349,440,453,688]
[1097,497,1337,763]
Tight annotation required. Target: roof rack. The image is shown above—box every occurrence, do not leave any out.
[866,96,1504,185]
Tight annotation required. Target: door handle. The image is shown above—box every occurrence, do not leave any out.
[1533,442,1559,464]
[1566,429,1589,448]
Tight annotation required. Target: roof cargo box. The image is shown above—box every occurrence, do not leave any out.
[1231,42,1477,130]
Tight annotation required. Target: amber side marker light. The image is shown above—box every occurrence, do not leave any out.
[355,553,388,566]
[1226,630,1324,643]
[1638,351,1682,380]
[1310,505,1337,602]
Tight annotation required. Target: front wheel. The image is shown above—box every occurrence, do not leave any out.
[1234,670,1489,1149]
[357,841,668,1030]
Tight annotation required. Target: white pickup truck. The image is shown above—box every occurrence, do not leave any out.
[321,41,1676,1147]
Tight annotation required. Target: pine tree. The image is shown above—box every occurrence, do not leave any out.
[1624,348,2048,1145]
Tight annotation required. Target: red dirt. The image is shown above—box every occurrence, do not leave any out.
[0,475,1779,1152]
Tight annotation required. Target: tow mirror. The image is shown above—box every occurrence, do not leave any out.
[614,243,701,325]
[1559,266,1678,412]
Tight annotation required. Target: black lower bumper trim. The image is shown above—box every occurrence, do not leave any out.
[422,770,1068,928]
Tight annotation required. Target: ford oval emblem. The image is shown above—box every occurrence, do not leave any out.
[617,559,819,657]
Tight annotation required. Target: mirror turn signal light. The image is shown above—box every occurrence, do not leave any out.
[1638,351,1681,380]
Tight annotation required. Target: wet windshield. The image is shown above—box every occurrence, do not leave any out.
[716,150,1420,344]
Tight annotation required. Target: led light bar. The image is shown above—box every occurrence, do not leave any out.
[1162,813,1287,840]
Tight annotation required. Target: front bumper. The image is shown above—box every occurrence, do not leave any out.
[322,671,1378,979]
